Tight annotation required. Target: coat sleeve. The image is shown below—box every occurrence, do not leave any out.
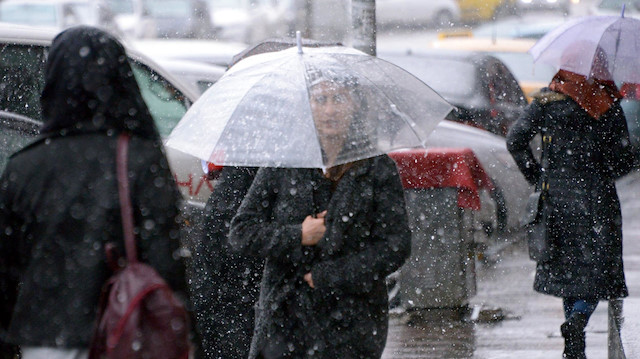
[506,100,545,186]
[0,164,20,334]
[131,143,188,298]
[311,156,411,294]
[228,168,313,265]
[604,102,636,179]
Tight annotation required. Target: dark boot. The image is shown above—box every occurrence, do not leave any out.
[561,312,587,359]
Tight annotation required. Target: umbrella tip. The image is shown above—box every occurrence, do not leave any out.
[622,3,626,17]
[296,31,303,54]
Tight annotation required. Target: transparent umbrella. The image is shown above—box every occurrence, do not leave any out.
[165,43,453,169]
[529,11,640,84]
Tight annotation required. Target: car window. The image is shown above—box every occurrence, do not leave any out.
[485,61,526,105]
[110,0,135,14]
[0,44,47,121]
[490,52,556,84]
[598,0,629,10]
[130,60,189,137]
[196,80,215,93]
[0,3,58,26]
[382,55,477,98]
[143,0,191,16]
[0,43,187,138]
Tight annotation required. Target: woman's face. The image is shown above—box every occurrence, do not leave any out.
[310,81,356,139]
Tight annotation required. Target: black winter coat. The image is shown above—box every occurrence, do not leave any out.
[0,129,187,346]
[507,89,635,299]
[229,156,411,359]
[0,26,187,348]
[190,166,263,359]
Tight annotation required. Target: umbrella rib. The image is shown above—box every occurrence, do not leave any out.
[336,54,446,147]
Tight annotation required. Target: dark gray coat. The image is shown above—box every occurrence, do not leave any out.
[507,89,635,299]
[229,155,411,359]
[190,166,262,359]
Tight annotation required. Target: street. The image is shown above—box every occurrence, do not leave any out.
[381,169,640,359]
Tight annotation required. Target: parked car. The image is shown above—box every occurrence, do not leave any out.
[589,0,640,17]
[456,0,518,22]
[0,0,121,35]
[142,0,216,38]
[130,38,247,67]
[103,0,158,38]
[207,0,295,43]
[471,13,567,39]
[154,58,226,94]
[515,0,573,14]
[376,0,461,29]
[379,49,527,137]
[427,35,556,102]
[0,23,208,208]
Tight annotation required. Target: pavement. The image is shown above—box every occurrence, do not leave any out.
[382,169,640,359]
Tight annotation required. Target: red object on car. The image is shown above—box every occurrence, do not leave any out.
[389,147,495,210]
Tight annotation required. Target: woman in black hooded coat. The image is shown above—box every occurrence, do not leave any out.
[229,73,411,359]
[506,46,636,358]
[0,26,187,358]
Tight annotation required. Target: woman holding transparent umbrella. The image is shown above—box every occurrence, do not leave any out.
[228,69,411,359]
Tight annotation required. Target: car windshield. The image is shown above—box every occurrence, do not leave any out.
[0,3,57,26]
[382,55,476,98]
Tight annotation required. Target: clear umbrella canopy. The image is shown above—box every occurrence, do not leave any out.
[166,45,453,169]
[529,14,640,84]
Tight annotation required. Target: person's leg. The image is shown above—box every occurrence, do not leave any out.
[561,297,598,359]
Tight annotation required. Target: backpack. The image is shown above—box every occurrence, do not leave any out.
[89,133,190,359]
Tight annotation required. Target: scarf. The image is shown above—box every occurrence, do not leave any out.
[549,70,622,119]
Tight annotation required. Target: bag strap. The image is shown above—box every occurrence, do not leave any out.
[540,107,552,200]
[116,133,138,264]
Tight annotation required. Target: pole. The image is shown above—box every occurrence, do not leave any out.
[349,0,376,56]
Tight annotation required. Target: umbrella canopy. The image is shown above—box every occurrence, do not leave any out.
[529,13,640,84]
[165,45,453,169]
[229,37,342,68]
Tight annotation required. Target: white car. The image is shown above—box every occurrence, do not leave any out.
[129,38,247,67]
[0,24,207,208]
[154,58,226,94]
[0,0,121,35]
[207,0,295,43]
[376,0,461,29]
[104,0,158,38]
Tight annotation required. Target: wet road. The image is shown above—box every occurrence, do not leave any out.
[382,168,640,359]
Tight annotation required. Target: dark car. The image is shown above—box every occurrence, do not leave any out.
[378,49,528,136]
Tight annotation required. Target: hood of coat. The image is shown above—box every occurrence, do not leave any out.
[40,26,158,141]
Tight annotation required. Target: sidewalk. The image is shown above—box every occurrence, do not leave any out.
[382,169,640,359]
